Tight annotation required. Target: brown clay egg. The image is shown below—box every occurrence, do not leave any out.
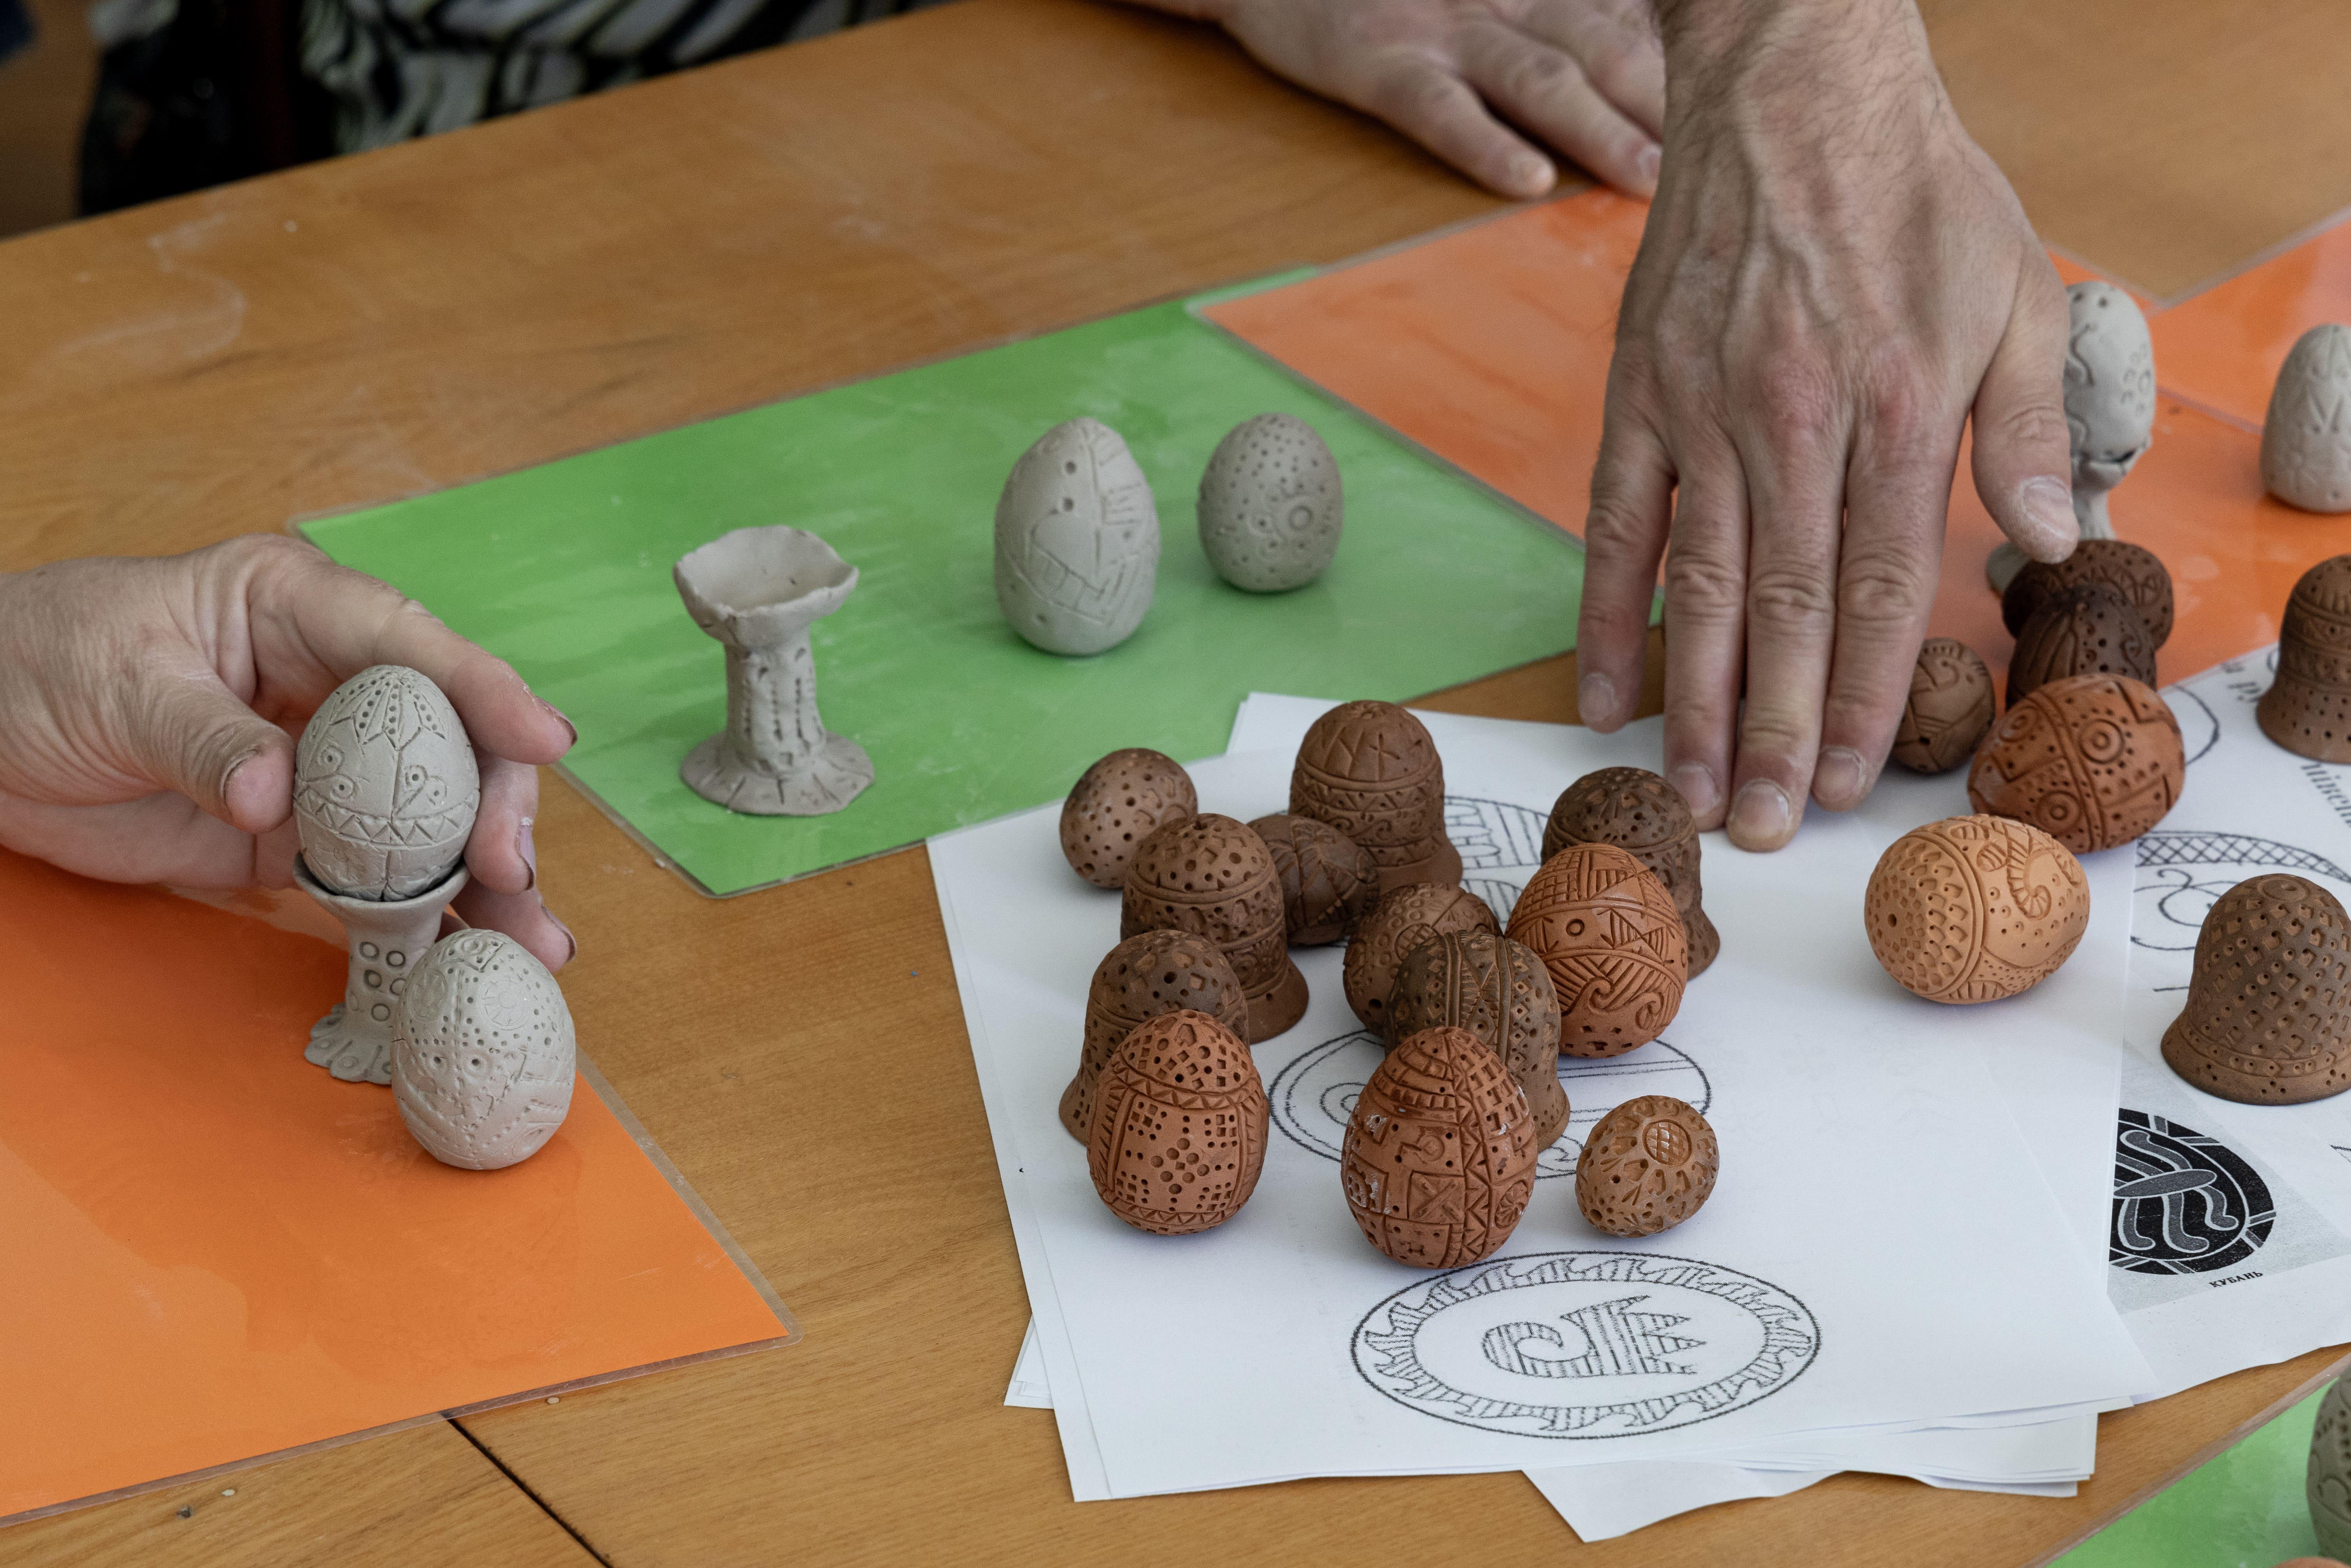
[1289,700,1461,892]
[1087,1010,1267,1235]
[1340,1025,1535,1268]
[1341,882,1498,1031]
[1120,814,1308,1043]
[2161,875,2351,1105]
[1575,1095,1719,1237]
[1864,814,2088,1002]
[1385,929,1567,1148]
[1061,929,1251,1143]
[2001,538,2174,648]
[1540,766,1717,978]
[2258,555,2351,763]
[1059,748,1196,889]
[1968,672,2183,853]
[2006,583,2157,706]
[1505,844,1687,1058]
[1891,638,1997,775]
[1248,813,1379,945]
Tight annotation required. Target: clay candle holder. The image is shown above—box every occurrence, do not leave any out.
[1062,929,1251,1143]
[1385,929,1567,1149]
[391,929,576,1170]
[1340,1026,1535,1268]
[1060,748,1196,889]
[1341,882,1498,1031]
[2259,556,2351,763]
[1248,814,1379,945]
[1891,639,1997,774]
[1506,844,1687,1058]
[2262,324,2351,513]
[1575,1095,1719,1237]
[2002,539,2174,648]
[1120,815,1308,1043]
[2006,582,2158,705]
[2161,875,2351,1105]
[1087,1010,1267,1235]
[1290,700,1461,892]
[1968,672,2183,853]
[1864,814,2088,1002]
[1540,767,1719,978]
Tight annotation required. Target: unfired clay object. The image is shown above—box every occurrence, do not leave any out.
[1340,1025,1535,1268]
[1385,929,1567,1149]
[293,858,470,1085]
[1574,1095,1718,1238]
[1540,767,1718,978]
[1086,1010,1267,1235]
[1120,814,1307,1043]
[1341,882,1499,1032]
[1864,814,2088,1003]
[294,664,479,901]
[2161,875,2351,1105]
[391,929,577,1170]
[675,526,873,816]
[2260,556,2351,763]
[2002,539,2175,648]
[2006,582,2158,706]
[1060,748,1196,889]
[1062,929,1250,1143]
[994,416,1160,655]
[1196,412,1343,592]
[1506,844,1686,1059]
[1290,700,1461,892]
[2310,1371,2351,1562]
[1968,672,2183,853]
[1891,639,1997,775]
[1248,814,1378,945]
[2263,325,2351,513]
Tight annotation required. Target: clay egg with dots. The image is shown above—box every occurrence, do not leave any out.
[1290,699,1460,892]
[294,664,480,900]
[1576,1095,1718,1237]
[1248,813,1378,945]
[1968,672,2183,853]
[2006,582,2157,705]
[1342,882,1498,1031]
[2162,875,2351,1105]
[1086,1010,1268,1235]
[390,930,577,1171]
[1196,412,1343,592]
[2002,539,2174,648]
[993,416,1160,656]
[1541,766,1718,978]
[1505,844,1687,1058]
[1120,814,1308,1043]
[1061,929,1251,1143]
[1385,928,1567,1149]
[1341,1025,1535,1268]
[1864,814,2088,1002]
[2259,555,2351,763]
[1060,748,1196,889]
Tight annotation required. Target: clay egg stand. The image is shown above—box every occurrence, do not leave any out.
[2161,875,2351,1106]
[1289,699,1461,892]
[1248,813,1378,945]
[1341,882,1498,1032]
[1120,814,1308,1043]
[1340,1024,1536,1268]
[1967,672,2184,855]
[1891,638,1997,775]
[1385,928,1567,1149]
[2260,555,2351,763]
[1540,766,1719,978]
[1505,842,1688,1058]
[1063,929,1250,1143]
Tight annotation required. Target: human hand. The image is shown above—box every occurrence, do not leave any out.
[0,535,577,968]
[1572,0,2076,850]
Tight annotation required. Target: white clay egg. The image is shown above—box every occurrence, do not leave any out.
[1196,412,1342,593]
[2063,282,2155,469]
[294,665,479,900]
[993,417,1160,655]
[2263,324,2351,513]
[392,930,576,1171]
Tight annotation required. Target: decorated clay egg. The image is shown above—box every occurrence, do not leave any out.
[1386,928,1566,1148]
[2062,281,2157,530]
[1341,1025,1535,1268]
[1541,767,1718,977]
[2308,1370,2351,1561]
[1087,1010,1267,1235]
[1864,814,2088,1002]
[2006,582,2157,705]
[2259,555,2351,763]
[294,664,480,900]
[1290,700,1460,891]
[1196,412,1343,592]
[1505,844,1687,1058]
[1341,882,1498,1031]
[1968,672,2183,853]
[390,930,576,1170]
[1120,814,1307,1043]
[2162,875,2351,1105]
[1061,929,1251,1143]
[2002,539,2174,648]
[1575,1095,1718,1237]
[1060,748,1196,889]
[2263,324,2351,513]
[1891,638,1997,774]
[1248,813,1378,944]
[993,416,1160,655]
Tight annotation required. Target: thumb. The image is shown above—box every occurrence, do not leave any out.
[129,669,297,836]
[1969,262,2079,565]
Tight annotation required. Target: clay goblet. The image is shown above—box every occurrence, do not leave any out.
[295,859,470,1085]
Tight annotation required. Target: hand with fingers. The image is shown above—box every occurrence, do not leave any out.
[1573,0,2077,851]
[0,534,578,969]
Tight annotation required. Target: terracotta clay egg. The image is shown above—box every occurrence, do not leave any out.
[294,664,480,901]
[1505,844,1687,1058]
[2006,583,2157,706]
[1086,1010,1267,1236]
[1289,700,1461,892]
[1062,929,1250,1143]
[1340,1025,1535,1268]
[1574,1095,1719,1238]
[2000,538,2174,649]
[993,416,1160,656]
[1385,929,1567,1149]
[2259,555,2351,763]
[1248,813,1378,945]
[1864,814,2088,1002]
[1891,639,1998,775]
[1196,411,1343,592]
[2263,324,2351,513]
[2309,1370,2351,1562]
[1120,814,1307,1043]
[1059,748,1196,889]
[390,930,577,1171]
[1540,766,1718,978]
[1342,882,1499,1031]
[1968,672,2183,853]
[2161,875,2351,1105]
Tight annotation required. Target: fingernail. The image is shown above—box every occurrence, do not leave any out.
[2017,477,2079,562]
[1669,761,1721,822]
[547,903,577,967]
[537,693,578,747]
[1813,746,1869,810]
[517,815,537,892]
[1729,779,1792,847]
[1636,143,1661,188]
[1579,672,1618,728]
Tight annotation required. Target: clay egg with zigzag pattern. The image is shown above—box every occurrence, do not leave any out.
[294,665,480,900]
[1506,844,1688,1058]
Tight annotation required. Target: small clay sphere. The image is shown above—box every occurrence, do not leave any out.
[1341,882,1498,1031]
[1340,1025,1535,1268]
[2258,555,2351,763]
[1506,844,1687,1058]
[1290,700,1462,892]
[1120,814,1308,1043]
[1062,930,1251,1143]
[1968,673,2184,853]
[1574,1096,1719,1238]
[1540,766,1719,978]
[1087,1010,1267,1236]
[1864,814,2089,1003]
[2308,1370,2351,1563]
[2161,875,2351,1105]
[1248,814,1379,945]
[2006,583,2158,706]
[2002,539,2175,648]
[1891,638,1997,775]
[1386,929,1567,1148]
[1060,748,1196,889]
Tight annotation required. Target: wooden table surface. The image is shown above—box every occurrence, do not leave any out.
[6,1,2351,1563]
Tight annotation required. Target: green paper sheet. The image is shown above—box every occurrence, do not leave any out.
[2054,1386,2327,1568]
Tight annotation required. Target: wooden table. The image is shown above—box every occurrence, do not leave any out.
[6,1,2351,1561]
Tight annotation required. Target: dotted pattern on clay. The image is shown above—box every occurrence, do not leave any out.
[1540,767,1718,976]
[1290,701,1447,869]
[2262,325,2351,514]
[2161,874,2351,1105]
[2001,539,2175,647]
[1196,412,1344,593]
[1119,815,1301,1035]
[2064,283,2157,465]
[1505,844,1687,1059]
[1892,638,1998,775]
[1343,883,1500,1031]
[1340,1025,1536,1269]
[1386,929,1567,1149]
[2007,583,2157,706]
[2309,1373,2351,1562]
[1249,813,1379,945]
[1087,1010,1268,1235]
[993,416,1161,655]
[1059,748,1197,889]
[1968,672,2184,853]
[390,929,576,1170]
[1574,1094,1719,1237]
[294,665,479,900]
[2259,555,2351,762]
[1062,930,1250,1143]
[1864,814,2089,1002]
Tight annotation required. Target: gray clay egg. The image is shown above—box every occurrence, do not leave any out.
[392,929,576,1171]
[2263,324,2351,514]
[294,665,479,900]
[994,417,1160,655]
[1196,413,1342,593]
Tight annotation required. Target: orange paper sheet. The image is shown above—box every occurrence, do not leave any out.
[0,852,793,1524]
[2150,212,2351,430]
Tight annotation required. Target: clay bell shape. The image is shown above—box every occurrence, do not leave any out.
[2262,324,2351,513]
[2003,539,2174,648]
[1385,929,1567,1150]
[2161,875,2351,1105]
[1196,412,1343,592]
[1342,882,1498,1032]
[1087,1010,1267,1235]
[391,929,577,1169]
[1968,672,2183,853]
[1864,815,2088,1002]
[1290,700,1460,892]
[1540,767,1718,978]
[1890,639,1997,774]
[675,526,874,816]
[1060,748,1196,889]
[2006,582,2158,706]
[2259,555,2351,763]
[994,416,1160,655]
[1119,814,1308,1043]
[2310,1369,2351,1562]
[1248,814,1378,944]
[1506,844,1687,1058]
[1341,1025,1535,1268]
[1575,1095,1718,1238]
[1062,929,1251,1143]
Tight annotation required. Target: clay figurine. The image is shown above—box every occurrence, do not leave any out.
[1196,412,1343,592]
[1968,672,2183,853]
[1248,814,1378,944]
[2006,581,2158,705]
[1341,882,1498,1031]
[994,416,1159,655]
[1087,1010,1267,1235]
[2310,1370,2351,1562]
[2002,539,2174,648]
[2259,555,2351,763]
[1385,928,1567,1149]
[2263,324,2351,513]
[2161,875,2351,1105]
[1506,844,1687,1057]
[1891,639,1997,774]
[391,929,577,1170]
[1060,748,1196,889]
[1120,814,1307,1042]
[1540,766,1719,977]
[1864,814,2088,1002]
[1290,700,1460,891]
[1574,1095,1718,1238]
[1062,929,1250,1143]
[1340,1025,1535,1268]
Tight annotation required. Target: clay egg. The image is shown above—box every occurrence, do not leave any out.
[1968,672,2183,853]
[1342,882,1498,1031]
[390,930,576,1171]
[1062,929,1251,1143]
[1060,748,1196,889]
[1120,814,1307,1043]
[1864,814,2088,1002]
[2006,582,2158,705]
[1248,813,1378,945]
[1575,1095,1719,1237]
[1505,844,1687,1058]
[1540,766,1717,978]
[294,664,480,901]
[1290,699,1460,892]
[2309,1370,2351,1562]
[993,416,1160,656]
[1341,1025,1535,1268]
[2262,324,2351,513]
[1891,638,1997,775]
[2064,283,2156,486]
[2161,875,2351,1105]
[1386,928,1566,1149]
[1087,1010,1267,1235]
[2259,555,2351,763]
[1196,412,1343,592]
[2002,539,2174,648]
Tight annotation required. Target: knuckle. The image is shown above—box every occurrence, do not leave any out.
[1985,396,2071,455]
[1662,548,1744,622]
[1745,355,1840,447]
[1745,564,1835,635]
[1737,708,1813,765]
[1367,61,1460,125]
[1835,553,1931,632]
